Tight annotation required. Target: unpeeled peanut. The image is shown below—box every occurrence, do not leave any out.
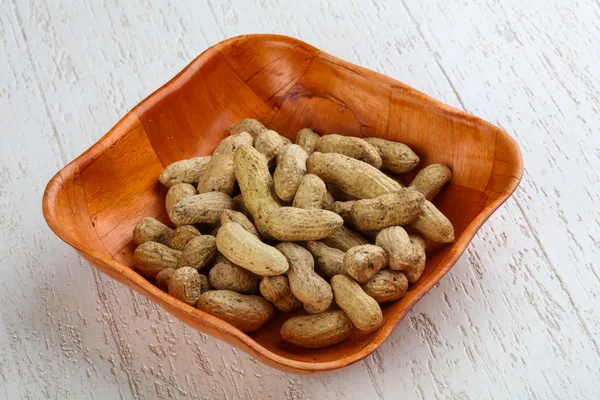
[329,201,355,226]
[177,235,217,270]
[133,217,173,245]
[228,118,267,140]
[350,188,424,232]
[170,192,233,225]
[295,128,320,155]
[273,144,308,202]
[168,225,201,250]
[259,275,302,312]
[375,226,418,270]
[409,200,455,243]
[197,290,275,332]
[168,266,203,306]
[159,156,211,187]
[134,241,181,277]
[220,209,260,238]
[209,258,259,294]
[306,241,345,278]
[307,152,401,199]
[363,137,419,173]
[216,222,289,276]
[277,242,333,313]
[361,270,408,303]
[410,164,452,200]
[254,129,291,165]
[156,268,176,292]
[331,274,383,333]
[315,134,382,168]
[165,183,197,222]
[404,234,427,283]
[266,207,343,241]
[232,194,252,219]
[343,244,388,283]
[292,174,327,209]
[321,226,370,251]
[281,310,353,348]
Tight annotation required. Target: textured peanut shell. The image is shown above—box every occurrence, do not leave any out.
[266,207,343,241]
[232,194,252,219]
[274,144,308,202]
[350,188,425,232]
[277,242,333,313]
[133,217,173,245]
[170,192,233,226]
[361,269,408,303]
[216,222,289,276]
[177,235,217,270]
[363,137,420,174]
[343,244,388,283]
[292,174,327,209]
[259,275,302,312]
[156,268,176,292]
[196,290,275,332]
[375,226,418,270]
[315,134,382,168]
[307,152,401,199]
[165,183,197,222]
[228,118,267,140]
[220,209,260,238]
[233,144,281,237]
[331,274,383,333]
[209,258,259,294]
[326,183,357,202]
[198,132,253,195]
[198,274,212,293]
[167,225,201,250]
[133,241,181,277]
[409,164,452,200]
[409,200,455,243]
[295,128,320,155]
[275,143,291,166]
[404,234,427,283]
[306,241,345,278]
[321,226,371,251]
[168,267,203,306]
[254,129,291,165]
[159,156,212,187]
[281,310,353,348]
[329,201,355,226]
[323,190,335,210]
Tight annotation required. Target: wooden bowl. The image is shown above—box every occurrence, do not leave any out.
[42,34,523,373]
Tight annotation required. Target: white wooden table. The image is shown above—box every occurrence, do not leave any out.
[2,0,599,398]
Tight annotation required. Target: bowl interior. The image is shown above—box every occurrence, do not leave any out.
[43,34,522,372]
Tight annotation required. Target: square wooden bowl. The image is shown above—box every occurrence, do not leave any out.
[42,34,523,373]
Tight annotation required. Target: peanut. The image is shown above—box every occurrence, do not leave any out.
[409,164,452,200]
[315,134,382,168]
[323,190,335,210]
[199,274,212,293]
[259,275,302,312]
[209,258,259,294]
[321,226,370,251]
[216,222,289,276]
[266,207,343,241]
[329,201,355,226]
[228,118,267,140]
[361,270,408,303]
[307,152,401,199]
[232,193,252,219]
[350,188,424,232]
[343,244,388,283]
[155,268,176,292]
[295,128,320,155]
[273,144,308,202]
[331,274,383,333]
[134,241,181,277]
[133,217,173,246]
[409,200,454,243]
[292,174,327,209]
[177,235,217,270]
[375,226,418,270]
[363,137,419,173]
[404,234,427,283]
[167,225,201,250]
[168,266,203,306]
[233,144,281,237]
[277,242,333,313]
[326,183,357,202]
[198,132,253,195]
[170,192,233,225]
[159,156,211,187]
[165,183,197,222]
[254,129,291,165]
[280,310,352,348]
[306,241,345,278]
[220,209,260,238]
[197,290,275,332]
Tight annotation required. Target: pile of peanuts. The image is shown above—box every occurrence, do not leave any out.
[132,118,453,348]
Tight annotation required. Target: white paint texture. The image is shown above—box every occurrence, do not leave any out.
[1,0,599,398]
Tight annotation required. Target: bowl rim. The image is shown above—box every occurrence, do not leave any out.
[42,33,523,373]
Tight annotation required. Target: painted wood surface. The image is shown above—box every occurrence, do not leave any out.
[1,0,599,398]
